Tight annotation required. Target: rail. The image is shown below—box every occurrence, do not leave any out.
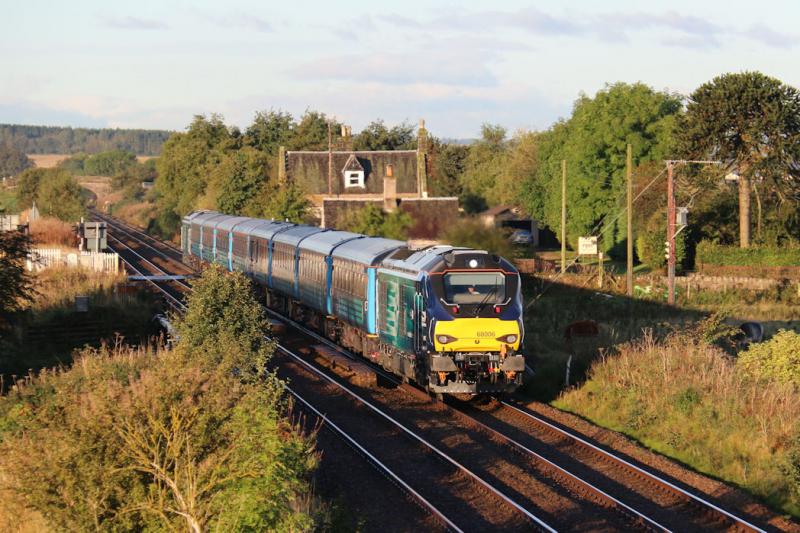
[102,211,769,532]
[500,401,766,533]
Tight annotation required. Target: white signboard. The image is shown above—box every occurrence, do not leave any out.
[578,236,598,255]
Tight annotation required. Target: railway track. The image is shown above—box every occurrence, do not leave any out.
[99,211,773,532]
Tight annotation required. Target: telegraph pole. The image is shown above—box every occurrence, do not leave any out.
[561,159,567,274]
[327,121,333,196]
[664,159,720,305]
[666,161,676,305]
[626,144,633,297]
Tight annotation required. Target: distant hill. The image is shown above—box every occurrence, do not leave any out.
[0,124,174,156]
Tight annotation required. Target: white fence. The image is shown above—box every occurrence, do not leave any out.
[27,248,121,274]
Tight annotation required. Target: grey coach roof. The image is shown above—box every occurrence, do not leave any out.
[380,245,458,273]
[251,221,295,240]
[187,211,221,226]
[300,231,363,256]
[272,225,326,247]
[333,237,405,265]
[232,218,273,235]
[215,216,250,232]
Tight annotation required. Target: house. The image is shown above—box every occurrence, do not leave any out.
[277,119,459,240]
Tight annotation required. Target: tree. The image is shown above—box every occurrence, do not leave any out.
[534,82,680,255]
[15,168,85,221]
[0,230,33,327]
[83,149,137,176]
[678,72,800,248]
[244,109,294,155]
[155,114,236,220]
[0,144,32,177]
[353,120,416,151]
[460,124,509,208]
[288,110,341,151]
[36,170,86,222]
[429,140,468,198]
[212,147,271,215]
[339,203,412,239]
[260,182,311,224]
[15,167,45,209]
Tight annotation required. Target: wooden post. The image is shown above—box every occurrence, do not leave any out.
[667,162,676,305]
[626,144,633,296]
[561,159,567,274]
[327,121,333,196]
[598,251,604,289]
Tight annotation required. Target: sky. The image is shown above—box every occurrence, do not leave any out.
[0,0,798,138]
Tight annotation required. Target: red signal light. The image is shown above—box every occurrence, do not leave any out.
[452,305,459,314]
[494,305,501,313]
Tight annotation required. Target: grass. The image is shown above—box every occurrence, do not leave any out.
[554,333,800,517]
[0,187,18,214]
[521,275,704,400]
[28,217,75,247]
[0,268,159,380]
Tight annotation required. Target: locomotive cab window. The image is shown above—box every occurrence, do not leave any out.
[443,272,506,305]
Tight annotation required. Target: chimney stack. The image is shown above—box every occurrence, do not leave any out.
[383,164,397,212]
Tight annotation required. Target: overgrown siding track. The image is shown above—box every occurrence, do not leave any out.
[99,212,773,532]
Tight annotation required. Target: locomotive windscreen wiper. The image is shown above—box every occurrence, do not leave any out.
[474,284,498,317]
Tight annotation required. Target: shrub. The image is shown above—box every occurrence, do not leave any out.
[737,330,800,386]
[696,240,800,267]
[0,266,318,531]
[635,210,686,270]
[0,344,317,532]
[339,203,412,240]
[176,265,274,382]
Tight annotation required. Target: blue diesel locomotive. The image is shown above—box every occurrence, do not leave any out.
[181,210,526,395]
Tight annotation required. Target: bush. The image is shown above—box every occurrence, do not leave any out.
[635,210,686,270]
[339,203,412,240]
[0,266,319,531]
[737,330,800,386]
[0,344,317,532]
[696,240,800,267]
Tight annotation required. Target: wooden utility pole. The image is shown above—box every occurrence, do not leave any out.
[626,144,633,297]
[327,121,333,196]
[666,161,676,305]
[561,159,567,274]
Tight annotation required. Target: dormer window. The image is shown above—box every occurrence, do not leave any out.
[345,170,365,188]
[341,153,366,189]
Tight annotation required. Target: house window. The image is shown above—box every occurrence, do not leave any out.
[344,170,365,188]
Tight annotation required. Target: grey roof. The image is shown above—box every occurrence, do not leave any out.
[300,231,364,256]
[187,211,222,226]
[273,225,327,247]
[216,216,251,232]
[182,210,213,224]
[233,218,274,235]
[380,245,457,274]
[251,221,295,240]
[202,213,232,229]
[333,237,406,265]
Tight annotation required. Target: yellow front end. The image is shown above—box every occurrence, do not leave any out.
[433,318,521,353]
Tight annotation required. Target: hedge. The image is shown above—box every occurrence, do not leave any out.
[696,241,800,267]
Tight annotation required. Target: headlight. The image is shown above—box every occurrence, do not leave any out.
[496,334,518,343]
[437,334,457,344]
